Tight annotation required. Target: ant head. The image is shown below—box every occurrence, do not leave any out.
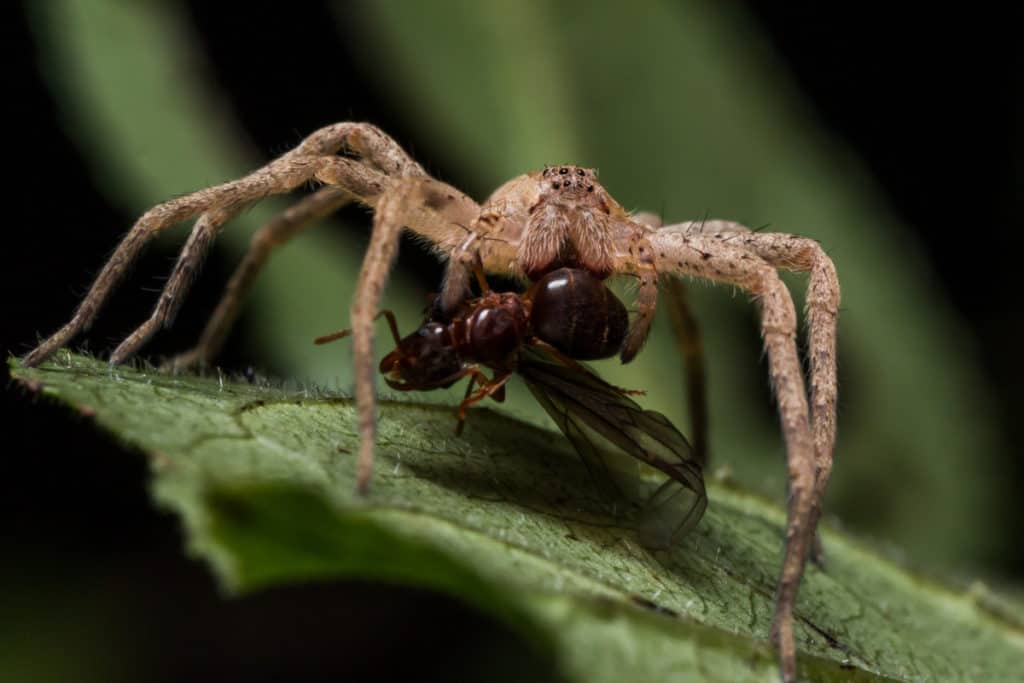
[379,322,461,390]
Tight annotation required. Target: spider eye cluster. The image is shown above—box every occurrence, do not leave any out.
[541,166,596,193]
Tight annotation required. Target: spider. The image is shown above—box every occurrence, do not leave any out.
[23,122,839,683]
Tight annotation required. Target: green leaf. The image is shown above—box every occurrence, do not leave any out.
[11,354,1024,682]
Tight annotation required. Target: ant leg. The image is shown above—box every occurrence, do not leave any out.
[456,371,513,421]
[454,375,477,437]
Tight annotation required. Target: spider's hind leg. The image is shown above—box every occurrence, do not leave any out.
[663,278,709,468]
[111,206,237,365]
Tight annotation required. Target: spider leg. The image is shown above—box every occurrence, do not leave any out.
[108,205,237,364]
[646,229,818,683]
[438,246,477,318]
[630,211,663,228]
[663,278,709,467]
[295,122,426,178]
[350,176,483,493]
[171,138,460,372]
[106,157,384,366]
[627,210,710,465]
[164,187,353,371]
[632,213,708,462]
[23,156,385,369]
[22,122,421,369]
[621,255,658,362]
[662,221,840,533]
[662,221,839,463]
[618,230,658,363]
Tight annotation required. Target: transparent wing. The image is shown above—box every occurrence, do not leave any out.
[517,347,707,548]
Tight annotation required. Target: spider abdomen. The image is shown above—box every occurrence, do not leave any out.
[530,268,627,360]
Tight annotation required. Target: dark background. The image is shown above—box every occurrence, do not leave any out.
[3,3,1019,681]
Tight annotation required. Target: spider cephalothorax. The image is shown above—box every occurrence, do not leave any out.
[519,166,619,279]
[24,122,838,683]
[467,165,659,360]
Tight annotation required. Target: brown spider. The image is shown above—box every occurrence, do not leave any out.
[23,122,839,682]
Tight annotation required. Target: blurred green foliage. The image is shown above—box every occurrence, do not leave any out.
[28,0,1005,573]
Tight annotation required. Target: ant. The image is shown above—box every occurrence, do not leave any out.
[316,265,707,547]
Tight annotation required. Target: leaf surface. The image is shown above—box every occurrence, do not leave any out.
[11,354,1023,683]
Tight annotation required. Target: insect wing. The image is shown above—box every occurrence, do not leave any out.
[517,349,707,547]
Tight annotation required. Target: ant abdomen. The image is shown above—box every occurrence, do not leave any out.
[531,268,628,360]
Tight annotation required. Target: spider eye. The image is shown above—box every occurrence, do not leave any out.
[559,167,568,175]
[577,168,585,176]
[563,180,571,188]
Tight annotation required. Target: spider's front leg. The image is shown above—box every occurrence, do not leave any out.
[646,226,838,683]
[350,176,483,492]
